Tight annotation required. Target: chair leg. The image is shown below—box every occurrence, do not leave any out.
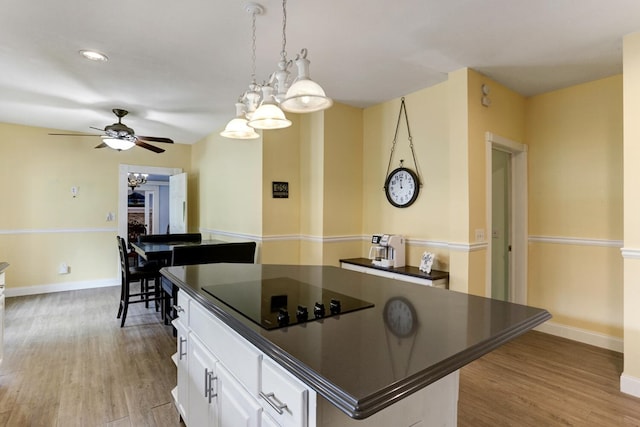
[120,280,130,327]
[117,277,125,319]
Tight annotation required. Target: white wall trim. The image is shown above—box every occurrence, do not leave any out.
[448,242,489,252]
[406,238,450,249]
[0,227,117,235]
[530,235,623,248]
[6,278,119,298]
[620,373,640,398]
[621,247,640,259]
[535,321,623,352]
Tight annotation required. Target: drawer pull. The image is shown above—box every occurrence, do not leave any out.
[205,369,217,404]
[178,337,187,360]
[173,305,185,313]
[260,391,288,414]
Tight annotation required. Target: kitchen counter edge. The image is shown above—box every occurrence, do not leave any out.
[161,265,551,419]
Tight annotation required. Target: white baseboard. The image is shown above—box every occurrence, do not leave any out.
[6,278,119,298]
[621,373,640,398]
[534,321,623,352]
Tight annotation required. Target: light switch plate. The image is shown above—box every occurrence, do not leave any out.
[475,229,485,242]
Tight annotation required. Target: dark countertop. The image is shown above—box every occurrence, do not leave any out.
[340,257,450,282]
[0,262,8,274]
[161,263,550,419]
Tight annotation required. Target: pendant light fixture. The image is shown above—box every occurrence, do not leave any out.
[220,3,263,139]
[247,85,292,129]
[247,0,292,130]
[280,48,333,113]
[276,0,332,114]
[220,102,260,139]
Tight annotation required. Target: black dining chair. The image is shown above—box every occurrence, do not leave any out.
[161,242,257,324]
[116,236,163,327]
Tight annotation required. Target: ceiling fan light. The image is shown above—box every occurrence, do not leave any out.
[102,137,135,151]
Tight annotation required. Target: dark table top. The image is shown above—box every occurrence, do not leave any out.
[340,257,450,281]
[161,263,550,419]
[131,239,226,261]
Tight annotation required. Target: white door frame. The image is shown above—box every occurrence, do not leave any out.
[118,164,182,243]
[485,132,528,304]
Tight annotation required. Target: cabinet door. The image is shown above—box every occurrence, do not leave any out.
[174,319,189,423]
[188,334,219,427]
[217,363,262,427]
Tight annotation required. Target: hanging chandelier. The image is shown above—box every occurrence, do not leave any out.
[128,173,148,190]
[222,1,332,139]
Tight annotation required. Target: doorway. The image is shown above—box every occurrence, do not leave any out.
[485,132,528,304]
[491,149,511,301]
[118,165,183,244]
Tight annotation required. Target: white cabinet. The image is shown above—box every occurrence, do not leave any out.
[188,333,218,426]
[217,363,262,426]
[172,290,313,427]
[340,262,448,288]
[172,293,190,423]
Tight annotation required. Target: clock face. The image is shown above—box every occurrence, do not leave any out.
[384,167,420,208]
[383,297,417,337]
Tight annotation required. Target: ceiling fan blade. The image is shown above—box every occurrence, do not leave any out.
[135,140,165,153]
[49,133,100,137]
[90,126,106,132]
[137,135,174,144]
[95,142,108,149]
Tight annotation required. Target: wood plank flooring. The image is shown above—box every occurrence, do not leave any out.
[0,286,180,427]
[458,330,640,426]
[0,287,638,426]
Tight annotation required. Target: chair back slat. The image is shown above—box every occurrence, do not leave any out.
[138,233,202,244]
[171,242,256,266]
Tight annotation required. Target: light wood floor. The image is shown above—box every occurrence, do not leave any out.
[0,287,638,426]
[0,286,180,426]
[458,330,640,426]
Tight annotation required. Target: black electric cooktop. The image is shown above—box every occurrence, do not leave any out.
[203,277,374,330]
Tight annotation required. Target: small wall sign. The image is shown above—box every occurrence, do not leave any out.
[272,181,289,198]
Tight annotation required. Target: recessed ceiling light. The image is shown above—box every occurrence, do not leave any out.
[79,50,109,62]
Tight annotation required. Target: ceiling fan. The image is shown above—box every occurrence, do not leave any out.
[49,108,174,153]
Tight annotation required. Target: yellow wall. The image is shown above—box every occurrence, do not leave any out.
[0,122,191,288]
[363,82,451,269]
[623,33,640,382]
[526,75,623,337]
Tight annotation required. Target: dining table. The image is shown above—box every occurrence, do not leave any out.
[130,238,227,325]
[130,239,227,264]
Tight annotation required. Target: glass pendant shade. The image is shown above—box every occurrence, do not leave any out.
[221,103,260,139]
[102,137,135,150]
[247,86,292,130]
[280,52,332,113]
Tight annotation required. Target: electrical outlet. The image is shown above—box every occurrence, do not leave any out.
[106,212,115,222]
[475,229,485,242]
[58,263,70,274]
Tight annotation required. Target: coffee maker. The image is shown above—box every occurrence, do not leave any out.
[369,234,406,268]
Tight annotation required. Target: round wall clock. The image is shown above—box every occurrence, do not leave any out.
[383,296,418,337]
[384,167,420,208]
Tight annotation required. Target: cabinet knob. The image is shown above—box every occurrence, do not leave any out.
[173,305,184,313]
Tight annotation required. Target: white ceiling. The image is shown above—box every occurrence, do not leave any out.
[1,0,639,145]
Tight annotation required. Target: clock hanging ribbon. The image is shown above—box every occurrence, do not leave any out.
[383,97,423,208]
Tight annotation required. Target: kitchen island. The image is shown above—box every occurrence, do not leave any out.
[161,263,550,426]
